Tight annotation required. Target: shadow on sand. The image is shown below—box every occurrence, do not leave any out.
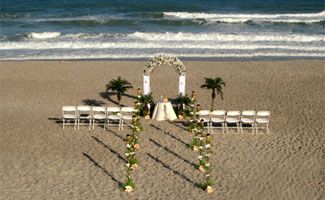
[167,120,188,131]
[106,129,125,141]
[150,124,190,148]
[91,136,127,163]
[146,153,200,188]
[99,92,137,107]
[82,99,105,106]
[83,152,123,187]
[149,138,197,169]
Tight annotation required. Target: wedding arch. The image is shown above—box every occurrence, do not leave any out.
[143,55,186,95]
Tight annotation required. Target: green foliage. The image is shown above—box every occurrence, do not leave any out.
[199,159,206,167]
[127,157,139,165]
[130,121,143,132]
[173,94,192,106]
[123,108,143,192]
[138,93,154,116]
[190,139,201,149]
[106,76,133,106]
[121,176,136,190]
[198,178,214,190]
[183,109,191,117]
[173,94,193,117]
[139,93,154,104]
[201,77,225,111]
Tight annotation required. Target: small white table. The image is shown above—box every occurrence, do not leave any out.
[152,101,177,121]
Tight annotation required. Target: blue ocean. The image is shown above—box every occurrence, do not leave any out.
[0,0,324,60]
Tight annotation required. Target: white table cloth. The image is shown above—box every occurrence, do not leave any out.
[152,101,177,121]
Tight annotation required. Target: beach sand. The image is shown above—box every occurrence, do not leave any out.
[0,60,324,200]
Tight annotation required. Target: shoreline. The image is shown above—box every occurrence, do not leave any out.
[1,57,324,63]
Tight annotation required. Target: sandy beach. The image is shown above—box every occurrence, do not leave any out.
[0,60,324,200]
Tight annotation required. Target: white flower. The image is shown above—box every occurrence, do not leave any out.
[205,163,210,167]
[198,155,203,160]
[206,186,213,193]
[124,185,133,192]
[205,144,211,148]
[126,144,132,148]
[205,153,211,157]
[126,163,130,167]
[199,146,203,149]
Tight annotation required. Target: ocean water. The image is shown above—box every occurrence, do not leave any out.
[0,0,324,60]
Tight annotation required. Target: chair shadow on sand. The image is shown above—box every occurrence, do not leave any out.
[146,153,200,189]
[83,152,123,187]
[149,138,197,169]
[167,121,188,131]
[106,129,125,141]
[99,92,137,107]
[150,124,190,148]
[91,136,127,163]
[48,117,63,128]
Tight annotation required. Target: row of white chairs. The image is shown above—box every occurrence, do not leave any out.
[62,106,136,130]
[197,110,270,134]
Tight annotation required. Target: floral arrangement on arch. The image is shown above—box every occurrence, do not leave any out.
[143,55,186,76]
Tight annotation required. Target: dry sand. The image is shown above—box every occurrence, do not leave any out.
[0,60,324,200]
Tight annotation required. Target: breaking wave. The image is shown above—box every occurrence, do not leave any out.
[164,11,325,24]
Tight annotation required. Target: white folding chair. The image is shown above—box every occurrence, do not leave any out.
[210,110,226,134]
[77,106,92,130]
[107,107,122,130]
[62,106,77,130]
[240,110,256,134]
[120,107,136,131]
[196,110,211,132]
[92,106,107,130]
[225,111,241,134]
[255,111,270,134]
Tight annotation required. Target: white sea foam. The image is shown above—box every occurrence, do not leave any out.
[29,32,61,39]
[130,32,325,42]
[1,41,324,51]
[11,31,325,43]
[164,11,325,24]
[1,31,324,60]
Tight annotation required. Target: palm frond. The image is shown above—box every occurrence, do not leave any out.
[201,76,225,110]
[106,76,133,93]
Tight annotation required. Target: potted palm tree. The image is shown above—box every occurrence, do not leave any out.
[173,94,192,119]
[138,93,154,119]
[106,76,133,107]
[201,77,225,111]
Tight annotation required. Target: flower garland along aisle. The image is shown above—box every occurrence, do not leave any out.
[122,93,143,192]
[187,102,214,193]
[188,103,203,151]
[199,131,214,193]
